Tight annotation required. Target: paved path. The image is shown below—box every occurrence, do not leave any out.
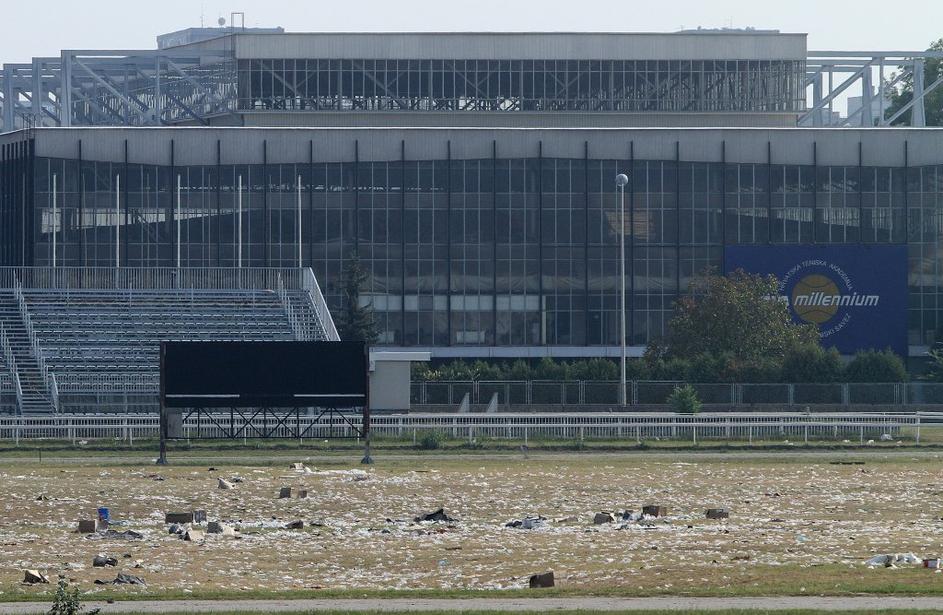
[5,597,943,613]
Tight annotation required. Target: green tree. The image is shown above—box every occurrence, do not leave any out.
[649,269,820,364]
[781,346,843,383]
[927,349,943,382]
[667,384,701,414]
[844,349,908,383]
[885,39,943,126]
[335,254,378,345]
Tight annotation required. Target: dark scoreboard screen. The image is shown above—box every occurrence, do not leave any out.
[160,341,367,408]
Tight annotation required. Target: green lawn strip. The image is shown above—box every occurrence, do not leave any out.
[6,566,943,602]
[20,611,943,615]
[0,437,939,462]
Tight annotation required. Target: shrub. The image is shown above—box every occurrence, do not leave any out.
[844,349,908,383]
[685,352,728,383]
[781,346,843,383]
[667,384,701,414]
[532,356,568,381]
[418,431,444,450]
[570,358,620,381]
[49,577,82,615]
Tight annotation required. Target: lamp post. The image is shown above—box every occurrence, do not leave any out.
[615,173,629,407]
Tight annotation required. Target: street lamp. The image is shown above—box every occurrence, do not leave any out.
[615,173,629,407]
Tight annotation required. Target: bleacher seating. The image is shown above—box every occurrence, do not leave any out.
[0,267,338,415]
[28,289,297,373]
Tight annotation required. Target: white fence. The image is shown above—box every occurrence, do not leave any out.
[0,412,933,445]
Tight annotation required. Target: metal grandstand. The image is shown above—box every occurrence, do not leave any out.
[0,267,339,416]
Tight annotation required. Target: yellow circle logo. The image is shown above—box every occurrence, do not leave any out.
[791,274,840,324]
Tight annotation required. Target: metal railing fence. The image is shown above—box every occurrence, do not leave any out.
[0,324,22,414]
[301,267,340,341]
[413,380,943,407]
[0,267,308,291]
[0,411,932,444]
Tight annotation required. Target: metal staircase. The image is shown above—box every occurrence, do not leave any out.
[0,290,55,414]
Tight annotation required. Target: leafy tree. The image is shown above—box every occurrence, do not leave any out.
[667,384,701,414]
[649,269,820,364]
[844,349,908,383]
[885,39,943,126]
[781,346,843,383]
[927,349,943,382]
[335,254,378,345]
[685,352,730,383]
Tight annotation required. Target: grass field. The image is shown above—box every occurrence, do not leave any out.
[3,449,943,602]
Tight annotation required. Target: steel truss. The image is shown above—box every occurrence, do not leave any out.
[2,49,235,131]
[803,51,943,127]
[157,406,370,465]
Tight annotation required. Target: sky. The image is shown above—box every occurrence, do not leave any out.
[1,0,941,63]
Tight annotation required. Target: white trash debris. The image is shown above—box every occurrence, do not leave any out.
[866,553,922,567]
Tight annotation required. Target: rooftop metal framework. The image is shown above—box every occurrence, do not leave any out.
[802,51,943,127]
[2,40,942,131]
[1,48,235,131]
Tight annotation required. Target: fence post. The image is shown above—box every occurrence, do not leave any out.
[916,414,921,445]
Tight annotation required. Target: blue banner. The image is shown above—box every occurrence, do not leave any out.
[724,245,908,355]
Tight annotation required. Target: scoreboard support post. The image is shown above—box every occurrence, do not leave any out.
[361,344,373,465]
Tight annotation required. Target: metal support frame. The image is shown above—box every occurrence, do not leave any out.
[802,51,943,127]
[2,48,234,131]
[5,45,942,132]
[157,405,369,465]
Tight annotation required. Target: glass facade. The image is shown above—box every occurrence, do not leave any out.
[5,143,940,351]
[236,59,805,113]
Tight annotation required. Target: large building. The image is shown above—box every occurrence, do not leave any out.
[2,31,942,359]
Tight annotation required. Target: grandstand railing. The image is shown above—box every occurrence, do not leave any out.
[0,267,308,291]
[0,411,933,443]
[49,373,60,414]
[413,380,943,407]
[276,272,306,341]
[12,275,52,390]
[302,268,340,341]
[0,323,22,415]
